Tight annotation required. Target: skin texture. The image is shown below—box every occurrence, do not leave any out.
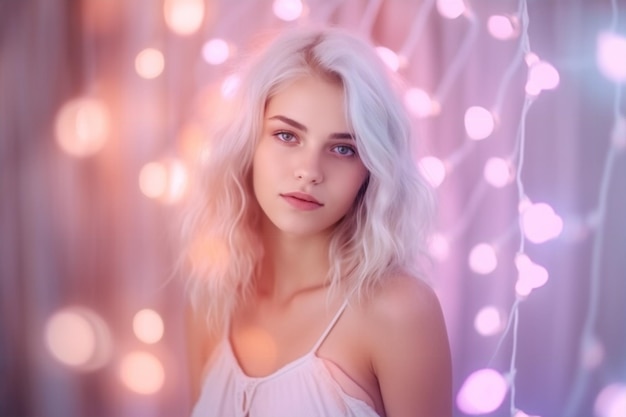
[187,75,452,417]
[252,76,369,239]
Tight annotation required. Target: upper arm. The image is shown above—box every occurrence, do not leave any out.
[369,277,452,417]
[185,304,214,404]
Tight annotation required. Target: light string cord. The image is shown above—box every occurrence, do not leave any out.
[481,1,533,415]
[492,0,529,114]
[432,8,480,105]
[562,59,623,417]
[358,0,383,36]
[562,0,623,414]
[444,0,531,243]
[397,0,436,61]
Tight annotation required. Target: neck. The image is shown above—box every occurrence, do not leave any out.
[257,222,332,304]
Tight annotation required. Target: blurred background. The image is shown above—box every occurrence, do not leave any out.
[1,0,625,416]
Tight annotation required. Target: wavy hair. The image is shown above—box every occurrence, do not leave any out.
[180,27,435,330]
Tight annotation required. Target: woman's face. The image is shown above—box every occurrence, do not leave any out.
[252,75,368,238]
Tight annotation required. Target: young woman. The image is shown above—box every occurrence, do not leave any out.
[182,27,452,417]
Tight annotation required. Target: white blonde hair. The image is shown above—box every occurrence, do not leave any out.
[180,27,435,330]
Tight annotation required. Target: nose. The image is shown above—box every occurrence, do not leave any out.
[294,149,324,184]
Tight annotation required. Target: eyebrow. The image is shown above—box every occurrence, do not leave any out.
[268,115,354,140]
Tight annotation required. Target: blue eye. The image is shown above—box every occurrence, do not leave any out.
[275,131,296,142]
[333,145,356,157]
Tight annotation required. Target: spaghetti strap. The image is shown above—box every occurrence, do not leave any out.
[310,299,349,354]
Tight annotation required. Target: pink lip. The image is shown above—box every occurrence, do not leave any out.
[281,192,323,210]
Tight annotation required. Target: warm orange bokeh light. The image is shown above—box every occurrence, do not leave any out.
[133,309,164,344]
[135,48,165,79]
[119,351,165,394]
[139,162,168,199]
[163,0,204,35]
[55,97,110,157]
[138,158,188,204]
[45,307,112,371]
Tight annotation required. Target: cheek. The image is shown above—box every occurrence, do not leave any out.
[252,143,279,194]
[336,166,369,206]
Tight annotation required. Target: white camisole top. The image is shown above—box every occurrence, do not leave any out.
[190,299,382,417]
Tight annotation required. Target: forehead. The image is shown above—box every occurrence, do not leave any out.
[265,76,349,130]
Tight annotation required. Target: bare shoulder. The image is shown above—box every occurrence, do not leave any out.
[366,273,443,324]
[360,273,452,417]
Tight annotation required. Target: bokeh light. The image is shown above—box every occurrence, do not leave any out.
[474,305,504,336]
[404,87,437,118]
[272,0,303,22]
[139,158,188,204]
[139,162,168,199]
[436,0,465,19]
[45,307,112,371]
[135,48,165,79]
[515,253,549,296]
[595,383,626,417]
[487,15,518,40]
[469,243,498,275]
[376,46,400,72]
[418,156,447,188]
[55,97,110,157]
[464,106,495,140]
[597,31,626,83]
[202,38,230,65]
[526,60,560,95]
[163,0,205,35]
[119,351,165,395]
[429,232,450,262]
[457,368,508,414]
[483,157,513,188]
[133,309,164,344]
[521,202,563,244]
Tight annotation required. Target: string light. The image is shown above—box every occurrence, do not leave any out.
[404,87,438,118]
[429,232,450,262]
[138,158,188,204]
[464,106,496,140]
[526,59,560,95]
[487,15,519,40]
[456,368,509,414]
[436,0,466,20]
[520,202,563,244]
[202,38,230,65]
[474,306,505,336]
[597,31,626,83]
[55,97,110,157]
[468,243,498,275]
[135,48,165,79]
[119,351,165,394]
[44,307,112,371]
[418,156,447,188]
[272,0,304,22]
[376,46,400,72]
[595,383,626,417]
[483,157,514,188]
[132,309,165,344]
[163,0,205,35]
